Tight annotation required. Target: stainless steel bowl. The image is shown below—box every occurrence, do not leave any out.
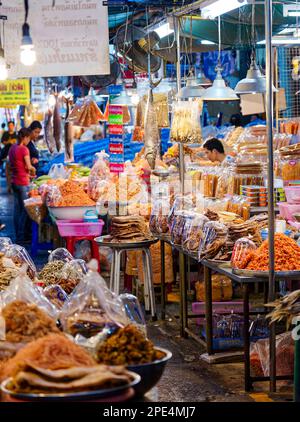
[127,347,172,397]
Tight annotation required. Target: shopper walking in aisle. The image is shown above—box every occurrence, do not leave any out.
[9,128,36,242]
[28,120,42,170]
[1,121,17,193]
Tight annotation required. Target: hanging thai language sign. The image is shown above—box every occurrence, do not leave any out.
[3,0,109,78]
[0,79,30,107]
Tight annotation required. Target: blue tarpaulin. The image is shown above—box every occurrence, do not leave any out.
[39,129,172,175]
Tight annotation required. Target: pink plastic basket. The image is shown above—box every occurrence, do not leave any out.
[284,186,300,204]
[56,219,104,237]
[278,202,300,221]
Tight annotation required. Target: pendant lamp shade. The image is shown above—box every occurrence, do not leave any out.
[110,90,134,106]
[235,57,278,94]
[202,68,239,101]
[178,77,205,99]
[197,68,212,87]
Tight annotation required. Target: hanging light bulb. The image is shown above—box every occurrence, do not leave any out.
[0,47,8,81]
[20,23,36,66]
[48,94,56,107]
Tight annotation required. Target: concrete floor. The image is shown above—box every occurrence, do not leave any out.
[0,177,292,402]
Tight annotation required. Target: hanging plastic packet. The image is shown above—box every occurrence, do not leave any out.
[60,260,127,340]
[4,244,37,280]
[48,248,73,263]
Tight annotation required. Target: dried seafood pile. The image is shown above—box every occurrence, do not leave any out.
[38,261,81,295]
[266,290,300,328]
[1,301,60,343]
[96,325,165,365]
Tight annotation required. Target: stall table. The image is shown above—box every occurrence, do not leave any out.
[158,235,296,391]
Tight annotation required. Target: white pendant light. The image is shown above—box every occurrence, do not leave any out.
[202,17,239,101]
[178,77,205,98]
[110,90,135,106]
[235,54,278,94]
[235,3,277,95]
[20,18,36,66]
[197,68,212,87]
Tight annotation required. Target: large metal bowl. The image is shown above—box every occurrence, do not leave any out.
[127,347,172,397]
[48,206,96,220]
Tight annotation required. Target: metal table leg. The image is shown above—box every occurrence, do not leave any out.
[160,240,166,320]
[114,249,122,295]
[179,252,188,338]
[204,265,213,355]
[243,283,252,392]
[109,248,116,291]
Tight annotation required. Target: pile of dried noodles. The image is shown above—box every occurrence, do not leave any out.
[1,334,96,381]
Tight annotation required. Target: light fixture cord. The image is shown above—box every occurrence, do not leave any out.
[218,15,221,67]
[24,0,29,23]
[251,1,256,60]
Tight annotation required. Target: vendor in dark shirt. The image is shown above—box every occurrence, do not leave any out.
[28,120,42,169]
[1,121,17,160]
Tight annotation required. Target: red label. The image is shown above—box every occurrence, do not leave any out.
[109,143,124,154]
[109,124,123,135]
[110,163,124,173]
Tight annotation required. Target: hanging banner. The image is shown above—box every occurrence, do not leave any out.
[31,77,46,104]
[4,0,109,78]
[0,79,30,107]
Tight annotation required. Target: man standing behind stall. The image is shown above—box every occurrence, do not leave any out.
[28,121,42,170]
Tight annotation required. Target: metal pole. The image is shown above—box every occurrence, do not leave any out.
[265,0,276,393]
[175,16,185,195]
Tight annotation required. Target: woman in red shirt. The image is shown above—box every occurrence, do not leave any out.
[9,128,36,242]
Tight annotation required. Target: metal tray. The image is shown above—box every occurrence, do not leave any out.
[1,372,140,402]
[232,268,300,278]
[206,259,231,266]
[94,235,158,249]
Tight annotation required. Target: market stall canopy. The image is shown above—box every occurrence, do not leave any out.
[108,1,300,48]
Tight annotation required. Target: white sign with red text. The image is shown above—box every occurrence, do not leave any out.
[4,0,109,78]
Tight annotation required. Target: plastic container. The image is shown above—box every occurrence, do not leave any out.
[284,186,300,204]
[56,219,104,237]
[83,210,99,223]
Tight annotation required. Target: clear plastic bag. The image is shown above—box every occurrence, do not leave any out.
[45,185,63,207]
[231,238,257,269]
[4,245,36,280]
[24,197,47,224]
[87,151,110,201]
[118,293,146,336]
[255,332,294,376]
[0,265,58,319]
[170,100,202,144]
[149,197,170,235]
[44,285,69,310]
[182,213,209,253]
[0,237,12,253]
[48,248,73,263]
[74,240,92,262]
[60,260,127,338]
[48,163,69,179]
[198,221,228,260]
